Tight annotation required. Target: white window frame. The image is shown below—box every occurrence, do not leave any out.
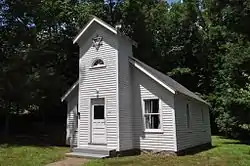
[143,99,163,133]
[90,58,106,69]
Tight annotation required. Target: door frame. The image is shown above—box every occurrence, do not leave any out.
[89,98,106,145]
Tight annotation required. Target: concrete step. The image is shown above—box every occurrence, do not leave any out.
[66,152,109,159]
[73,147,116,156]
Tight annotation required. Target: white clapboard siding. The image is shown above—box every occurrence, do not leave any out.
[131,65,176,151]
[66,87,78,147]
[118,37,133,151]
[175,94,211,151]
[78,25,118,149]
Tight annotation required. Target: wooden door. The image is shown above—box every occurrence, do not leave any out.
[91,99,106,144]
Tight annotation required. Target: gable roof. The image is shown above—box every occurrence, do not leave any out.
[73,16,137,46]
[63,16,208,105]
[129,57,209,105]
[61,80,79,102]
[62,57,208,105]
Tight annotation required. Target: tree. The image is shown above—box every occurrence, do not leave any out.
[0,0,100,138]
[1,0,250,139]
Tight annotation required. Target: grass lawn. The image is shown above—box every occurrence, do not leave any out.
[0,144,68,166]
[86,136,250,166]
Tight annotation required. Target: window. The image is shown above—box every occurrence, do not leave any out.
[94,105,105,119]
[91,59,105,68]
[186,104,191,128]
[144,99,160,130]
[201,108,204,122]
[75,104,79,130]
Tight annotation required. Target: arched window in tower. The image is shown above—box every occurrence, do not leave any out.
[92,59,105,68]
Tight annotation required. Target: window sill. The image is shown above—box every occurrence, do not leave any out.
[144,129,164,133]
[89,65,106,69]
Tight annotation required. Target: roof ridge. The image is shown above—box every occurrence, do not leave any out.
[73,15,137,46]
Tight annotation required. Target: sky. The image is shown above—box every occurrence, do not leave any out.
[104,0,181,4]
[167,0,181,4]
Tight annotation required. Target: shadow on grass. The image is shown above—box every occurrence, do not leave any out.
[178,144,217,156]
[216,135,250,146]
[222,140,250,146]
[0,124,68,147]
[0,134,68,148]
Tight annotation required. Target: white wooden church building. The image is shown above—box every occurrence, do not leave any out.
[62,16,211,158]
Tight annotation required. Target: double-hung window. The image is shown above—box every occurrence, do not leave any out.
[144,99,161,131]
[186,103,191,128]
[201,108,204,123]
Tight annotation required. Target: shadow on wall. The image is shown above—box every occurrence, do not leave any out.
[131,66,142,148]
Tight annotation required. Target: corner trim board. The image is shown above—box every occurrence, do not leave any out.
[116,40,120,151]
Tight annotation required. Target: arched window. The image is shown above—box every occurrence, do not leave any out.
[92,59,105,68]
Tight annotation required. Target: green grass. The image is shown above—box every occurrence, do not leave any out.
[1,137,249,166]
[0,144,68,166]
[86,136,250,166]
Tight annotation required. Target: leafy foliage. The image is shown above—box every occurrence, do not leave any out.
[1,0,250,138]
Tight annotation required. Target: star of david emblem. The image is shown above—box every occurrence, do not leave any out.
[92,35,103,50]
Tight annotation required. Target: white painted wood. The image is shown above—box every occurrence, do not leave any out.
[129,57,208,105]
[175,94,211,151]
[66,152,109,158]
[115,35,120,151]
[78,25,119,150]
[129,58,176,94]
[61,80,79,102]
[117,37,133,151]
[131,65,176,151]
[73,17,117,44]
[64,17,211,154]
[91,98,106,144]
[66,87,78,147]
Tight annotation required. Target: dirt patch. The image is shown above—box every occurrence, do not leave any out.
[46,157,87,166]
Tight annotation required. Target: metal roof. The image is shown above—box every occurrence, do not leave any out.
[62,57,209,105]
[129,56,209,105]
